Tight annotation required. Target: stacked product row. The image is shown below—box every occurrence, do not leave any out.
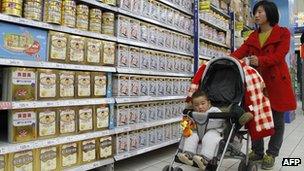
[119,0,193,34]
[1,67,109,101]
[115,100,186,127]
[117,44,193,73]
[113,74,191,97]
[8,105,110,143]
[0,136,113,171]
[116,122,181,155]
[117,15,193,54]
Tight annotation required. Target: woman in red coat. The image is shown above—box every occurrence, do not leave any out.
[231,1,296,169]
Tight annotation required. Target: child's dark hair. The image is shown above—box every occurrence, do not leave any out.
[191,91,208,101]
[253,0,279,26]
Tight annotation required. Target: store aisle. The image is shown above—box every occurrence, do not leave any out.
[114,104,304,171]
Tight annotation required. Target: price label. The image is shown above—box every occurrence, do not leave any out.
[236,22,244,31]
[19,144,30,150]
[0,102,12,110]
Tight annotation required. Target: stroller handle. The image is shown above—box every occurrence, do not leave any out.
[183,109,233,119]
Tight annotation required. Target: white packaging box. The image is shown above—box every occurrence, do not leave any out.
[129,104,139,125]
[164,31,173,49]
[164,124,172,141]
[130,19,141,41]
[130,75,141,96]
[148,127,156,146]
[117,15,130,39]
[165,78,173,96]
[166,54,174,72]
[172,78,180,95]
[129,130,139,151]
[138,129,148,149]
[116,133,129,154]
[140,76,149,96]
[119,0,132,11]
[140,49,150,70]
[140,22,149,43]
[117,44,130,67]
[115,104,129,126]
[131,0,142,14]
[149,77,158,96]
[158,52,167,71]
[150,51,159,71]
[164,101,173,119]
[173,55,181,72]
[167,8,174,25]
[157,28,165,47]
[148,102,157,122]
[142,0,151,17]
[156,126,164,144]
[149,25,157,46]
[138,103,148,123]
[157,77,165,96]
[160,4,168,23]
[156,102,165,120]
[129,47,140,68]
[113,74,130,97]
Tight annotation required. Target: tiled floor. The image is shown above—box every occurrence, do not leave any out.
[114,103,304,171]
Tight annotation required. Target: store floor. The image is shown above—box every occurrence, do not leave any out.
[114,103,304,171]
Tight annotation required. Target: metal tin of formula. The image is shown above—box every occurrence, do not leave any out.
[102,12,115,35]
[2,1,22,17]
[76,4,89,30]
[89,8,102,33]
[61,0,76,28]
[44,0,62,24]
[102,0,116,6]
[24,1,42,21]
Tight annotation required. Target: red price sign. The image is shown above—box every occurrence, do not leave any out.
[0,102,12,110]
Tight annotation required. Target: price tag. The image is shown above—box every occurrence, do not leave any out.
[0,102,12,110]
[236,22,244,31]
[19,144,30,150]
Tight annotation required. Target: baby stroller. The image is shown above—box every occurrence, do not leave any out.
[163,57,258,171]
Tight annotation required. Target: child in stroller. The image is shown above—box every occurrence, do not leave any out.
[177,91,253,170]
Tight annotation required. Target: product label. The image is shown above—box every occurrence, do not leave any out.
[59,72,74,98]
[59,109,76,134]
[40,147,57,171]
[13,151,33,171]
[87,40,101,63]
[79,107,93,131]
[94,75,107,96]
[39,72,56,98]
[77,74,91,97]
[39,110,56,137]
[69,37,84,62]
[96,106,109,129]
[12,70,35,85]
[50,33,67,60]
[82,140,96,162]
[61,143,77,167]
[103,42,115,64]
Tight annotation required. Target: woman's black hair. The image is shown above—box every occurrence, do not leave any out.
[253,0,279,26]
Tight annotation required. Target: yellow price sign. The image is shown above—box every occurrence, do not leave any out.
[236,22,244,31]
[199,1,211,11]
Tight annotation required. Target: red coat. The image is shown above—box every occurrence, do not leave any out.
[231,24,297,112]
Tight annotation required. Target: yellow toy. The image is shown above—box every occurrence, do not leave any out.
[180,116,195,137]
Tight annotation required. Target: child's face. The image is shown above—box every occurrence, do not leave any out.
[192,96,211,113]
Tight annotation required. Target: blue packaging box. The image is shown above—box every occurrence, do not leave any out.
[0,22,48,61]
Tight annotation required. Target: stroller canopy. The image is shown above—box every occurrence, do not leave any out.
[200,57,245,107]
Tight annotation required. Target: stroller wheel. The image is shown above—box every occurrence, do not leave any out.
[163,165,174,171]
[238,159,258,171]
[173,166,183,171]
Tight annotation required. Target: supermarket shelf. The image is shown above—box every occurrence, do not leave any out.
[79,0,118,12]
[200,17,229,32]
[117,68,193,77]
[0,118,181,154]
[200,37,230,49]
[65,158,114,171]
[199,56,212,60]
[0,98,115,110]
[0,58,116,72]
[115,117,182,134]
[158,0,193,16]
[117,37,193,57]
[0,13,116,42]
[210,5,230,19]
[114,139,180,161]
[118,9,192,36]
[115,95,186,104]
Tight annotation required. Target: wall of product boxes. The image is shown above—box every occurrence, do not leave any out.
[0,0,192,170]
